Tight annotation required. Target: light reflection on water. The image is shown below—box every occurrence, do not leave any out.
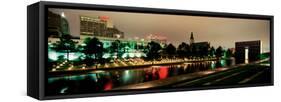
[47,59,234,95]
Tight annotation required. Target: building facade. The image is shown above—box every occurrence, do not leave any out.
[146,34,167,47]
[80,16,124,38]
[235,40,261,64]
[189,32,210,57]
[48,11,70,38]
[48,11,150,60]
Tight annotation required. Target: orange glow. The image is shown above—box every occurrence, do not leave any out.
[99,16,109,21]
[158,66,168,79]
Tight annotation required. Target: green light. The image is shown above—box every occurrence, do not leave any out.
[67,75,86,80]
[112,55,117,59]
[103,53,111,59]
[142,53,147,57]
[211,61,216,69]
[60,87,68,94]
[128,53,134,58]
[48,49,85,61]
[220,59,226,66]
[48,50,59,61]
[122,70,132,83]
[81,43,86,46]
[122,53,128,58]
[68,53,80,60]
[135,53,141,58]
[88,74,98,82]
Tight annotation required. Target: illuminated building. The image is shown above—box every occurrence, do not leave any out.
[146,34,167,46]
[48,12,149,60]
[48,12,170,61]
[80,35,149,51]
[80,16,124,38]
[47,11,80,44]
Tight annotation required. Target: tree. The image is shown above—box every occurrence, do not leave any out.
[83,37,104,66]
[177,42,187,59]
[165,43,176,58]
[54,34,76,61]
[120,42,129,54]
[225,48,233,58]
[147,41,162,61]
[215,46,223,58]
[209,46,215,57]
[110,40,121,59]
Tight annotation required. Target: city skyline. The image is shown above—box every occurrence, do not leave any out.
[49,8,270,52]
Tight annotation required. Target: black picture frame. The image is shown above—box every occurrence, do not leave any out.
[27,1,274,100]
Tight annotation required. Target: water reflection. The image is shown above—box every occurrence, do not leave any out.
[47,59,234,95]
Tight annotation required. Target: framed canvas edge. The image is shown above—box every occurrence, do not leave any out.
[34,1,274,100]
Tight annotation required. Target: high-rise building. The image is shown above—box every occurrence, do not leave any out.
[47,11,70,38]
[80,16,124,38]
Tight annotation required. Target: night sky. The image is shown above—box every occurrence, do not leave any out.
[49,8,270,52]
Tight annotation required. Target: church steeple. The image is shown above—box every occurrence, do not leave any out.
[190,32,194,44]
